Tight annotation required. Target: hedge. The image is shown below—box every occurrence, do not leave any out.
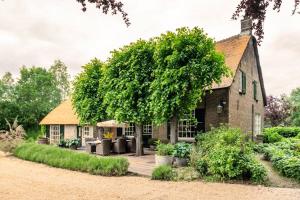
[263,127,300,141]
[13,143,129,176]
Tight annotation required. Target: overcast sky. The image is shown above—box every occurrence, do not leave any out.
[0,0,299,96]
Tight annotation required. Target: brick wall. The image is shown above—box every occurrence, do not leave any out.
[228,39,265,135]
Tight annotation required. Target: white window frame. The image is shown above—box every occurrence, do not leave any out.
[50,125,60,144]
[254,113,262,136]
[143,124,153,137]
[178,111,197,140]
[83,126,90,137]
[125,123,135,137]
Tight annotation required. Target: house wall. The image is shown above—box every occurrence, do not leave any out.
[64,125,77,140]
[228,39,265,135]
[204,88,229,131]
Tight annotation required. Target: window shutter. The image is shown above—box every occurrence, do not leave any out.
[60,125,64,141]
[253,81,257,100]
[242,72,246,94]
[45,125,50,138]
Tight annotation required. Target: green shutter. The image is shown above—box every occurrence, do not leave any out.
[45,125,50,138]
[242,72,246,94]
[60,125,64,141]
[253,81,257,100]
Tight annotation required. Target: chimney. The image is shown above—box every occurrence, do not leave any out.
[241,17,252,35]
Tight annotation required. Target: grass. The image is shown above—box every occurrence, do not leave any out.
[14,143,129,176]
[151,165,175,181]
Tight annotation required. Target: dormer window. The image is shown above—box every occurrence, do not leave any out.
[239,70,246,94]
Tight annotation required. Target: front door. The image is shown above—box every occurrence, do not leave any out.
[143,124,152,147]
[81,126,93,146]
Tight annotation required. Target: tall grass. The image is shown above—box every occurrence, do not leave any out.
[14,143,129,176]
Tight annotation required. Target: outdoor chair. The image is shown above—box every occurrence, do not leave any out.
[96,139,112,156]
[126,137,136,153]
[86,142,96,154]
[113,138,126,154]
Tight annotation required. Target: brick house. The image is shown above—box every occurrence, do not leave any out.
[40,19,266,145]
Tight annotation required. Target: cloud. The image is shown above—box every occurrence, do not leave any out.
[0,0,299,96]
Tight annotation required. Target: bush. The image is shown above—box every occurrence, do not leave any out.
[173,167,200,181]
[151,165,175,181]
[13,143,129,176]
[155,141,174,156]
[264,127,300,140]
[173,142,192,158]
[263,129,284,143]
[262,139,300,181]
[191,126,267,183]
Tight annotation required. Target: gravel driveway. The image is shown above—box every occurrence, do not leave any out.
[1,152,299,200]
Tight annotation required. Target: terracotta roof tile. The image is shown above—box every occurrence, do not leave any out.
[212,34,251,89]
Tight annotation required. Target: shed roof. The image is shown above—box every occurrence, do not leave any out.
[39,99,80,125]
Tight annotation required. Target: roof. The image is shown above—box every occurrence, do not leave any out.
[39,99,80,125]
[212,34,251,89]
[97,120,128,128]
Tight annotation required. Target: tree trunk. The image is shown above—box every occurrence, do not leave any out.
[135,124,144,156]
[170,116,178,144]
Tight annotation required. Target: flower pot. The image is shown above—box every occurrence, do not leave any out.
[69,145,77,150]
[155,154,173,166]
[149,145,156,151]
[37,137,49,145]
[173,157,188,167]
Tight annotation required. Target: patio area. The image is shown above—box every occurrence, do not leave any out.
[78,147,156,177]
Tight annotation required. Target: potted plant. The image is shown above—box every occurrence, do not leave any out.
[58,139,67,148]
[148,138,158,151]
[37,125,49,144]
[173,142,192,167]
[66,138,81,150]
[155,140,174,166]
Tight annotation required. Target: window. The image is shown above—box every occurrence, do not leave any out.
[253,81,258,101]
[125,123,135,137]
[83,126,90,137]
[50,125,60,144]
[239,70,246,94]
[254,114,262,136]
[143,124,152,136]
[178,111,197,139]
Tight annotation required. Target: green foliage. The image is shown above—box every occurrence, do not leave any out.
[148,138,158,146]
[155,141,174,156]
[190,126,267,183]
[262,139,300,181]
[172,142,192,158]
[290,88,300,126]
[14,143,129,176]
[72,59,107,124]
[263,127,300,143]
[150,27,230,124]
[103,40,155,124]
[25,128,41,141]
[263,129,284,143]
[15,67,62,128]
[59,138,81,149]
[173,167,200,181]
[151,165,175,181]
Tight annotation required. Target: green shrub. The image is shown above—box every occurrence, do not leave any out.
[13,143,129,176]
[264,127,300,140]
[263,139,300,181]
[263,129,284,143]
[151,165,175,181]
[173,142,192,158]
[155,141,174,156]
[173,167,200,181]
[191,126,267,183]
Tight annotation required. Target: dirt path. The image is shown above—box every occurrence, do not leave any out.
[1,152,300,200]
[256,154,300,188]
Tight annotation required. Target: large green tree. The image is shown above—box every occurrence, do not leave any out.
[103,40,155,156]
[150,27,230,144]
[0,72,18,130]
[290,87,300,126]
[72,59,107,124]
[49,60,71,100]
[15,67,61,128]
